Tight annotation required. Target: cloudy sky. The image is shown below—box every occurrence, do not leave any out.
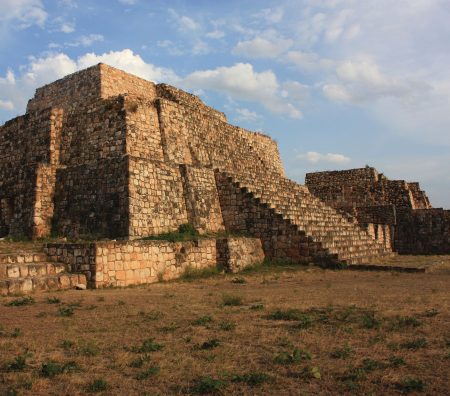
[1,0,449,207]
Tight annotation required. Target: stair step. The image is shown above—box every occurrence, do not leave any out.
[0,273,86,295]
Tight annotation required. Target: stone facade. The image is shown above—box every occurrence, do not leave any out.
[1,64,394,270]
[306,168,449,254]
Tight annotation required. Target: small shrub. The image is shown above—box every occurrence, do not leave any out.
[250,303,264,310]
[196,339,220,350]
[232,372,272,386]
[135,366,159,380]
[423,308,438,317]
[361,358,386,372]
[158,323,179,333]
[330,344,353,359]
[58,306,74,317]
[191,315,213,326]
[396,377,426,392]
[133,338,164,353]
[182,266,220,281]
[219,321,236,331]
[139,310,163,321]
[128,354,151,368]
[46,297,61,304]
[222,294,243,307]
[190,376,226,395]
[295,315,313,329]
[266,309,302,321]
[40,360,79,378]
[86,379,109,393]
[361,312,381,329]
[400,338,428,350]
[78,341,100,356]
[6,352,31,371]
[60,339,75,349]
[10,328,21,338]
[391,316,421,329]
[6,296,35,306]
[388,356,406,367]
[273,347,311,365]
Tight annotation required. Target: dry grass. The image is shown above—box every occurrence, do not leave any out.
[1,260,449,395]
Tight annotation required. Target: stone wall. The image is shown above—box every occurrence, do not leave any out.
[128,158,188,237]
[45,237,263,288]
[216,237,265,273]
[180,165,225,234]
[0,107,61,237]
[395,208,450,254]
[27,63,157,113]
[305,167,447,254]
[305,167,431,210]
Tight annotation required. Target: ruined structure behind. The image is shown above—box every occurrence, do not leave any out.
[0,64,405,293]
[306,168,450,254]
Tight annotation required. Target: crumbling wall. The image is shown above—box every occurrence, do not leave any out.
[216,237,265,273]
[0,107,61,237]
[395,208,450,254]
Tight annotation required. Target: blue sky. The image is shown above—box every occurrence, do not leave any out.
[1,0,449,207]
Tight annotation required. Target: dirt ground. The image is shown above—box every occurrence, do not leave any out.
[0,261,449,395]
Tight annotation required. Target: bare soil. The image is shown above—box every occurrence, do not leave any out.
[0,260,449,395]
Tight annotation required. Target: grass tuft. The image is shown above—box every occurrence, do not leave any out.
[222,294,243,307]
[6,296,35,306]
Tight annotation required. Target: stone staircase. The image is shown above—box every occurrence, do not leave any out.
[216,170,394,266]
[0,247,86,295]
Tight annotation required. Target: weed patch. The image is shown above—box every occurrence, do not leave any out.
[330,344,353,359]
[222,294,243,306]
[190,376,226,395]
[40,360,80,377]
[86,379,109,393]
[231,372,272,386]
[400,338,428,350]
[135,366,159,380]
[191,315,213,326]
[273,347,311,365]
[6,296,34,306]
[396,377,426,393]
[133,338,164,353]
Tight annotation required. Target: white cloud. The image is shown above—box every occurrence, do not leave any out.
[0,49,178,116]
[297,151,351,164]
[234,108,261,123]
[60,21,75,33]
[168,9,199,32]
[66,34,104,47]
[118,0,137,4]
[233,36,293,59]
[206,30,225,39]
[0,100,14,110]
[323,57,430,104]
[77,49,179,82]
[285,51,334,72]
[156,39,184,56]
[0,0,47,29]
[252,8,284,24]
[183,63,301,118]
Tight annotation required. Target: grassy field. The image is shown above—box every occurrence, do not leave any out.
[0,261,449,395]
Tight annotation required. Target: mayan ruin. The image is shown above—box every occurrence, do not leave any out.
[0,63,448,296]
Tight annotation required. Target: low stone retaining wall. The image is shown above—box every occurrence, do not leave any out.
[45,237,264,288]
